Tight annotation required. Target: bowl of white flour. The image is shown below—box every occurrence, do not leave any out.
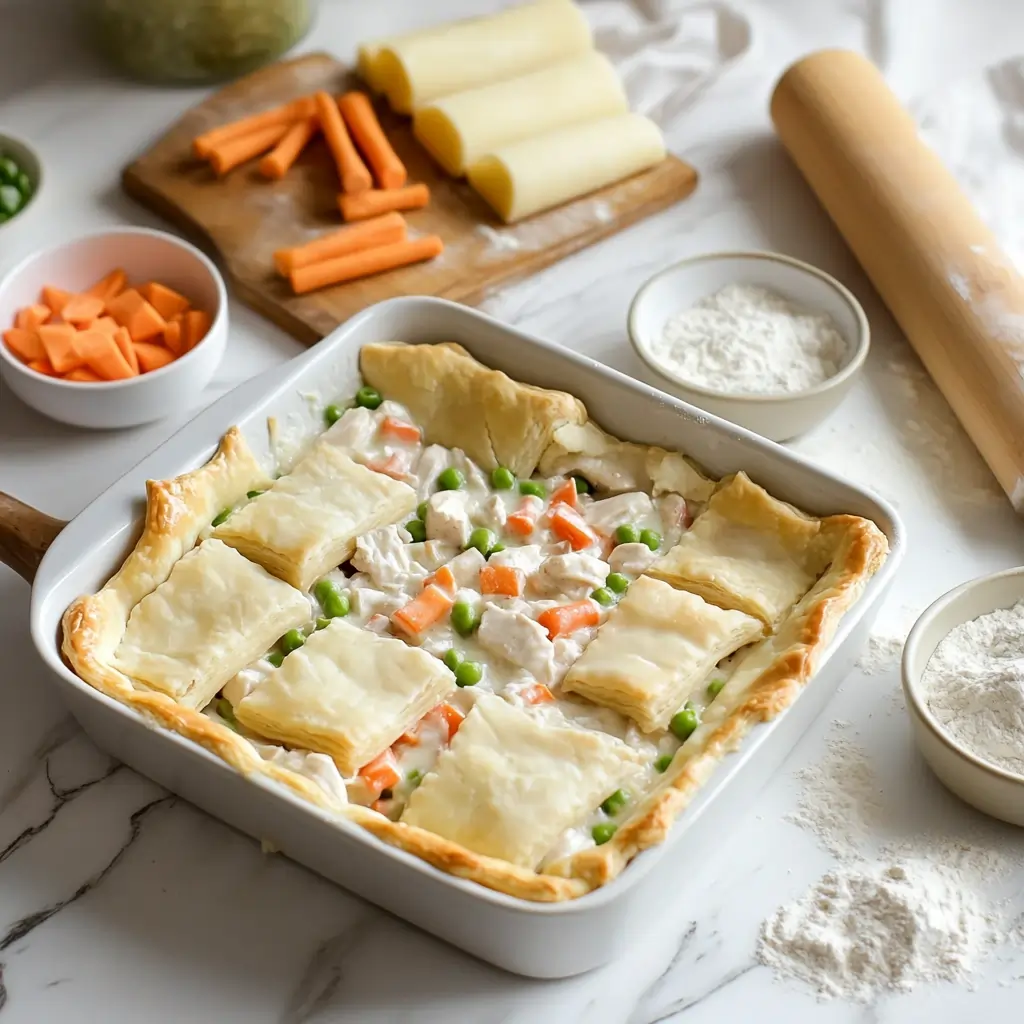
[904,566,1024,826]
[627,250,869,441]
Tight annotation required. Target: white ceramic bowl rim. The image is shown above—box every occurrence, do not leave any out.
[0,225,226,389]
[902,565,1024,786]
[0,129,43,226]
[627,249,871,404]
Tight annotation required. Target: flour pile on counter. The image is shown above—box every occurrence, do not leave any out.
[650,285,846,394]
[921,599,1024,776]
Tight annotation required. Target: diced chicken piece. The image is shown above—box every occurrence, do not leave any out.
[322,406,377,456]
[376,399,413,422]
[351,524,425,589]
[532,553,611,597]
[414,445,452,499]
[478,494,508,530]
[255,745,349,804]
[583,492,656,533]
[477,605,556,684]
[657,492,690,549]
[407,539,458,573]
[609,541,659,576]
[452,448,491,493]
[425,490,474,547]
[489,544,546,576]
[445,547,487,588]
[551,633,594,685]
[365,612,392,634]
[350,585,406,620]
[222,666,267,707]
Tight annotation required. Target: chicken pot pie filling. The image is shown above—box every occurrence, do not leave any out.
[62,341,888,901]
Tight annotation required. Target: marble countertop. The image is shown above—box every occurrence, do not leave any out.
[4,0,1024,1020]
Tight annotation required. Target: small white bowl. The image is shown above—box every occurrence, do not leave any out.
[902,567,1024,826]
[0,131,43,238]
[0,227,227,429]
[627,251,869,442]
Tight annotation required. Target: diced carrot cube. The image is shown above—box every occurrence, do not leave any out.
[3,327,45,363]
[88,316,119,335]
[105,288,167,342]
[139,281,191,321]
[521,683,555,705]
[550,479,578,509]
[16,304,50,331]
[182,308,211,351]
[26,358,57,377]
[64,367,103,383]
[506,510,536,536]
[38,324,83,373]
[424,564,456,594]
[536,599,600,640]
[61,295,106,326]
[380,415,422,443]
[133,342,175,373]
[163,317,183,356]
[114,326,139,375]
[366,453,409,480]
[479,564,524,597]
[391,584,454,636]
[85,268,127,304]
[71,330,136,380]
[358,748,401,799]
[432,702,465,741]
[41,286,72,318]
[548,504,598,551]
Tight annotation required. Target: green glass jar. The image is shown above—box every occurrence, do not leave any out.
[91,0,317,84]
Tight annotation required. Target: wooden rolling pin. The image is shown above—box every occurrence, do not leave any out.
[772,50,1024,511]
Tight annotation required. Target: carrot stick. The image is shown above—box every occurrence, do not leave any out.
[339,183,429,222]
[391,583,454,636]
[289,235,443,294]
[273,212,406,275]
[337,91,407,190]
[314,91,372,195]
[208,123,292,177]
[193,96,316,159]
[259,117,319,180]
[536,600,600,640]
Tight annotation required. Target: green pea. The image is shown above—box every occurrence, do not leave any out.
[324,403,344,426]
[491,466,516,490]
[654,753,674,773]
[670,708,699,741]
[0,157,17,184]
[573,475,592,495]
[455,660,483,687]
[466,527,496,556]
[416,501,429,521]
[0,185,18,216]
[707,678,725,698]
[451,601,480,636]
[615,523,640,545]
[214,697,237,729]
[280,628,306,654]
[14,172,31,198]
[488,542,506,556]
[407,769,423,785]
[355,386,383,410]
[606,572,629,594]
[405,519,427,543]
[592,823,618,846]
[267,649,285,668]
[246,490,264,500]
[640,529,661,551]
[211,507,232,527]
[315,616,331,631]
[519,480,546,499]
[591,587,615,607]
[443,648,464,672]
[437,467,465,491]
[323,590,350,619]
[601,789,628,816]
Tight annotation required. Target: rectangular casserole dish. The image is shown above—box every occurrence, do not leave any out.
[27,296,903,978]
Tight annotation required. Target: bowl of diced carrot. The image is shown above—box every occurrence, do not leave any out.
[0,226,226,428]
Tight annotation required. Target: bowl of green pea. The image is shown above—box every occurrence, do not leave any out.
[0,134,41,232]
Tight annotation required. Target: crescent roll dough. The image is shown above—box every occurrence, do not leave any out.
[401,694,641,869]
[413,53,627,177]
[235,619,456,775]
[214,442,416,591]
[467,113,666,223]
[562,576,763,732]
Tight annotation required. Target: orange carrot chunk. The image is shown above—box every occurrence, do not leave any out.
[3,327,45,362]
[163,318,184,356]
[358,748,401,800]
[208,123,292,177]
[521,683,555,705]
[41,286,72,318]
[338,91,407,190]
[16,304,51,331]
[72,330,136,381]
[432,702,465,741]
[64,367,103,383]
[548,504,598,551]
[182,309,212,351]
[85,268,127,304]
[289,235,443,294]
[339,183,429,222]
[114,326,140,375]
[105,289,167,343]
[38,324,83,373]
[26,358,57,377]
[315,90,372,195]
[424,564,456,594]
[506,495,544,537]
[133,342,176,374]
[550,479,578,510]
[88,316,119,335]
[380,415,421,443]
[391,583,454,636]
[192,96,316,159]
[139,282,191,321]
[273,212,407,275]
[479,564,525,598]
[259,116,319,179]
[536,599,600,640]
[61,295,106,327]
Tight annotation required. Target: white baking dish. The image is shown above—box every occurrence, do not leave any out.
[16,297,903,978]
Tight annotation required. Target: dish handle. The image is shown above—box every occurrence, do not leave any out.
[0,492,66,584]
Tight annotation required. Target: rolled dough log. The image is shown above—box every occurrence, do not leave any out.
[371,0,593,115]
[467,113,666,223]
[413,53,628,177]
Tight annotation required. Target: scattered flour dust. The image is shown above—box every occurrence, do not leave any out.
[758,724,1022,1001]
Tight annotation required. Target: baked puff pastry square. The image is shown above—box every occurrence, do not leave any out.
[646,471,833,628]
[214,442,417,591]
[113,538,311,710]
[561,576,763,732]
[401,694,641,869]
[234,618,456,776]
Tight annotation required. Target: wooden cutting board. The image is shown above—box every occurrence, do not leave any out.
[122,52,699,345]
